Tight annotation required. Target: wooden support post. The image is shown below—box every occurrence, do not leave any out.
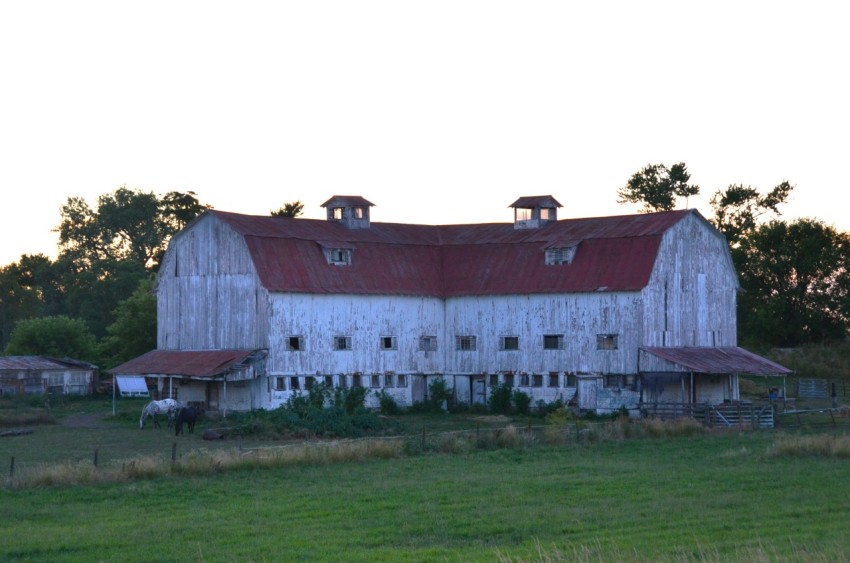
[93,449,99,468]
[9,456,14,478]
[172,442,177,464]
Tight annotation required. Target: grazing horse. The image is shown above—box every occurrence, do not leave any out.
[139,398,182,429]
[174,406,199,436]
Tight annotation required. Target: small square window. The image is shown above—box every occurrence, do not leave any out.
[380,336,397,350]
[419,336,437,351]
[327,249,351,266]
[370,375,381,388]
[597,334,619,350]
[489,374,499,386]
[396,374,408,388]
[332,207,344,220]
[545,247,576,265]
[543,334,564,350]
[289,376,300,390]
[500,336,519,351]
[337,375,348,388]
[605,375,621,388]
[323,375,334,387]
[384,373,394,387]
[287,336,304,351]
[334,336,352,351]
[519,373,530,387]
[305,376,315,390]
[354,207,365,219]
[274,377,286,391]
[547,372,559,388]
[352,374,362,388]
[532,374,543,388]
[456,335,476,351]
[565,374,577,387]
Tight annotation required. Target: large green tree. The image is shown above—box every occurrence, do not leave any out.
[737,218,850,346]
[617,163,700,212]
[56,186,208,271]
[98,276,157,369]
[710,181,793,247]
[4,315,98,362]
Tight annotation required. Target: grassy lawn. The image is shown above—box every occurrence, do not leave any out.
[2,399,850,561]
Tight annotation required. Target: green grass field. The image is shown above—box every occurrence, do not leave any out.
[2,397,850,561]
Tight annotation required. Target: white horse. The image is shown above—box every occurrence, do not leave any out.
[140,399,183,429]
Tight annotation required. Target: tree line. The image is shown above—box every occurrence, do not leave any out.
[1,171,847,370]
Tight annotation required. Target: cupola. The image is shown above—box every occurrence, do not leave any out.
[509,195,562,229]
[321,196,375,229]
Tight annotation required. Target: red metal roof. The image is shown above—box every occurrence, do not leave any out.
[110,350,260,378]
[208,208,696,297]
[0,356,94,371]
[642,347,792,375]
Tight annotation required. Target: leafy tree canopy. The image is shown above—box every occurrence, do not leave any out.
[617,162,700,212]
[4,315,98,363]
[98,276,157,369]
[710,181,793,247]
[271,200,305,218]
[737,218,850,347]
[56,186,209,271]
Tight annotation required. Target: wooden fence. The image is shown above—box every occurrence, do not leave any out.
[640,402,775,429]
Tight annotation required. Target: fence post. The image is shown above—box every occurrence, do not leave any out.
[421,428,426,452]
[172,442,177,464]
[93,449,99,468]
[476,423,480,448]
[9,456,14,478]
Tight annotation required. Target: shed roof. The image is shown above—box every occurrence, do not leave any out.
[110,350,262,378]
[207,208,698,297]
[0,356,95,371]
[642,347,792,375]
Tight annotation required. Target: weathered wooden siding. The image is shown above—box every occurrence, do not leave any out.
[444,292,643,375]
[641,213,738,349]
[268,294,445,375]
[157,215,270,350]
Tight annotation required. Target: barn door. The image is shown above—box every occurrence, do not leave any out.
[472,376,486,405]
[412,375,426,404]
[577,377,599,411]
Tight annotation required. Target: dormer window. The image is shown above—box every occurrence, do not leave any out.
[353,207,365,219]
[545,246,577,265]
[509,195,562,230]
[327,248,352,266]
[321,196,375,229]
[332,207,344,220]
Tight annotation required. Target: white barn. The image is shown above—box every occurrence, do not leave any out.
[111,195,789,414]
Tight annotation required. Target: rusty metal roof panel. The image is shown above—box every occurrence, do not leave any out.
[109,350,260,378]
[206,208,696,296]
[0,356,94,371]
[642,347,792,375]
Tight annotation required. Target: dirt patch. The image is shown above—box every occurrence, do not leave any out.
[61,412,113,429]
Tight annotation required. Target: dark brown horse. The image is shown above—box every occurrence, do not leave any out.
[174,406,199,436]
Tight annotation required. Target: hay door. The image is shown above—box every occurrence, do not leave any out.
[577,376,600,411]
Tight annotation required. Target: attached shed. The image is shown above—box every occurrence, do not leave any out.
[0,356,97,396]
[110,349,268,415]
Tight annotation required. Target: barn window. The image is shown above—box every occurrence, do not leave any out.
[352,373,362,387]
[519,373,530,387]
[605,375,621,388]
[532,374,543,387]
[274,377,286,390]
[623,375,637,391]
[489,374,499,386]
[456,335,476,351]
[565,374,577,387]
[370,375,381,388]
[324,375,334,387]
[380,336,397,350]
[397,374,408,388]
[419,336,438,351]
[543,334,564,350]
[384,373,394,387]
[326,248,352,266]
[287,336,304,351]
[547,372,560,388]
[353,207,365,219]
[545,246,576,265]
[332,207,344,220]
[504,372,515,387]
[305,376,315,390]
[334,336,352,351]
[499,336,519,350]
[597,334,619,350]
[289,377,300,390]
[337,375,348,388]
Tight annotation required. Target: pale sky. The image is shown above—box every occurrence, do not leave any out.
[1,1,848,266]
